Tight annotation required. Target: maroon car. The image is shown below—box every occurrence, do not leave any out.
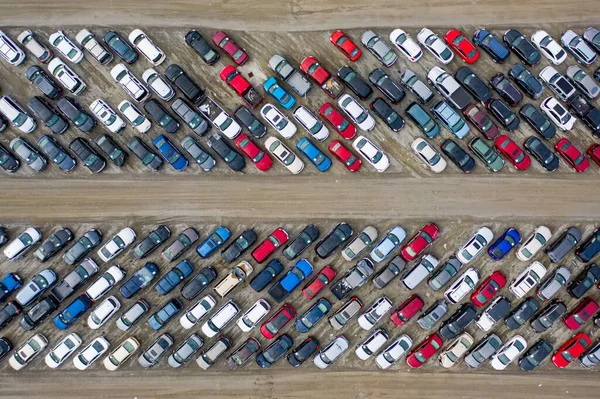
[463,104,499,140]
[212,31,248,65]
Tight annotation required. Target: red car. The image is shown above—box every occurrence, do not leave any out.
[563,297,599,330]
[260,304,296,339]
[445,29,480,64]
[302,266,336,300]
[552,332,592,368]
[235,133,273,172]
[390,294,424,326]
[319,103,356,139]
[220,65,250,96]
[401,223,440,261]
[328,140,361,172]
[300,56,331,85]
[494,135,531,170]
[588,143,600,167]
[406,334,443,368]
[251,227,289,263]
[555,138,589,173]
[463,104,500,140]
[330,30,362,61]
[212,31,248,65]
[471,271,507,307]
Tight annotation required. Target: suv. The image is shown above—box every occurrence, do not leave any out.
[330,258,374,300]
[165,64,204,104]
[427,67,471,110]
[475,296,511,331]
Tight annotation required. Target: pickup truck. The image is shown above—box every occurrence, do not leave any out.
[197,96,242,139]
[268,259,313,302]
[330,258,374,300]
[300,56,343,99]
[268,55,312,97]
[219,65,263,109]
[427,67,471,111]
[50,259,99,302]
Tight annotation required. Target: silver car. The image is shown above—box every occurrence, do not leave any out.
[402,254,439,290]
[373,256,405,289]
[167,334,203,368]
[580,341,600,368]
[15,269,57,307]
[171,99,209,135]
[361,30,397,67]
[417,300,448,330]
[583,27,600,54]
[428,256,463,291]
[329,297,363,330]
[561,30,597,66]
[162,228,199,262]
[138,334,174,368]
[537,266,571,301]
[464,334,502,368]
[181,136,215,172]
[10,138,47,172]
[566,65,599,99]
[116,300,150,331]
[400,70,434,104]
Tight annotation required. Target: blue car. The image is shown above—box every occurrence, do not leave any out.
[53,294,93,330]
[268,259,313,302]
[370,226,407,263]
[473,29,510,64]
[488,228,521,261]
[119,262,159,299]
[0,273,22,303]
[250,259,285,292]
[263,77,296,110]
[153,135,188,171]
[295,298,331,333]
[155,259,194,295]
[296,138,332,172]
[196,226,231,258]
[147,298,183,330]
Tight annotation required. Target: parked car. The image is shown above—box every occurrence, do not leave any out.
[128,137,162,171]
[352,136,389,172]
[537,266,570,301]
[116,300,150,331]
[25,65,62,99]
[256,334,293,368]
[337,66,372,100]
[427,66,471,110]
[330,30,362,61]
[490,73,523,106]
[89,99,125,133]
[0,144,20,173]
[465,334,502,368]
[97,227,136,262]
[268,54,312,97]
[69,138,106,174]
[153,135,187,171]
[236,298,270,332]
[552,332,592,368]
[129,29,165,65]
[417,28,453,64]
[53,294,93,329]
[471,270,507,307]
[133,226,171,259]
[490,335,527,370]
[473,29,510,63]
[296,138,332,172]
[212,31,248,65]
[286,336,318,367]
[283,224,319,261]
[505,297,540,329]
[406,334,443,368]
[445,29,479,63]
[561,30,597,66]
[455,66,492,103]
[441,139,476,173]
[49,30,83,63]
[34,227,73,262]
[75,29,112,65]
[509,261,547,298]
[576,228,600,263]
[142,68,174,101]
[316,223,353,259]
[564,297,599,330]
[103,30,138,63]
[439,303,477,339]
[456,227,494,264]
[431,100,469,139]
[20,296,58,330]
[302,266,336,300]
[487,98,520,131]
[0,301,22,329]
[330,258,374,300]
[110,64,150,102]
[225,337,260,370]
[375,335,413,369]
[555,138,588,172]
[145,100,180,134]
[444,268,479,304]
[546,226,582,263]
[566,65,599,99]
[531,30,567,65]
[162,228,199,262]
[0,273,22,303]
[390,294,424,326]
[88,296,121,329]
[85,266,125,301]
[264,137,303,174]
[400,70,434,104]
[263,76,295,110]
[342,226,377,262]
[370,98,404,131]
[329,297,363,330]
[213,261,253,298]
[357,296,393,330]
[509,63,544,100]
[165,64,204,104]
[488,227,521,260]
[403,254,440,290]
[118,100,151,133]
[519,104,556,140]
[580,340,600,368]
[221,229,256,263]
[73,336,109,370]
[0,30,26,65]
[338,94,375,132]
[17,29,52,63]
[185,29,219,65]
[530,300,567,332]
[405,102,439,138]
[268,259,313,302]
[468,137,504,172]
[95,135,127,168]
[328,140,361,172]
[503,29,541,66]
[167,334,203,368]
[314,335,349,369]
[196,336,231,370]
[539,67,576,102]
[201,300,239,337]
[369,68,405,103]
[180,267,217,300]
[373,256,405,289]
[57,97,95,132]
[9,333,48,370]
[148,298,183,331]
[103,337,139,371]
[356,328,389,360]
[44,333,82,368]
[519,339,553,371]
[428,256,462,291]
[15,269,56,306]
[438,333,474,368]
[9,138,46,172]
[319,102,356,139]
[295,300,330,333]
[361,30,397,67]
[63,229,102,265]
[567,94,600,136]
[370,226,406,263]
[155,261,193,296]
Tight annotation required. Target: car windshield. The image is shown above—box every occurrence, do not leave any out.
[498,354,511,365]
[414,353,426,363]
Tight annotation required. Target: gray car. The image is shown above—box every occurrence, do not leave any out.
[10,138,47,172]
[171,99,209,135]
[400,70,434,104]
[116,300,150,331]
[33,227,73,262]
[36,135,76,172]
[361,30,397,67]
[50,258,98,302]
[402,254,439,290]
[464,334,502,368]
[566,65,599,99]
[167,333,203,368]
[138,334,174,368]
[63,229,103,265]
[580,340,600,368]
[373,256,405,289]
[161,228,199,262]
[15,269,57,307]
[428,256,462,291]
[583,27,600,54]
[537,266,571,301]
[416,300,448,330]
[268,55,311,97]
[561,30,597,66]
[545,226,582,263]
[181,136,215,172]
[329,297,363,330]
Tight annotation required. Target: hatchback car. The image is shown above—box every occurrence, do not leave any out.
[468,137,504,172]
[490,335,527,370]
[531,30,567,65]
[508,63,544,100]
[411,138,447,173]
[561,30,597,66]
[330,30,362,61]
[519,103,556,140]
[314,335,349,369]
[445,29,479,63]
[417,28,453,64]
[503,29,541,66]
[400,70,434,104]
[516,226,552,262]
[361,30,397,67]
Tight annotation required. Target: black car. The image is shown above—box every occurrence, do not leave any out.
[63,228,102,265]
[283,224,319,261]
[575,229,600,263]
[171,98,209,136]
[103,30,138,64]
[221,229,257,263]
[530,300,567,332]
[165,64,204,104]
[127,136,163,172]
[57,97,96,133]
[234,106,266,138]
[25,65,62,99]
[34,227,73,262]
[519,104,556,140]
[337,66,373,101]
[180,266,218,300]
[441,139,476,173]
[505,297,539,329]
[69,138,106,174]
[508,63,544,100]
[20,296,58,330]
[133,225,171,259]
[255,334,293,368]
[0,338,11,361]
[545,226,582,263]
[315,222,353,259]
[369,97,404,131]
[0,301,22,329]
[368,68,405,103]
[143,99,180,134]
[567,263,600,299]
[455,67,492,103]
[490,73,523,106]
[185,30,219,65]
[523,136,560,172]
[36,135,77,172]
[503,29,541,66]
[287,336,318,367]
[95,135,127,168]
[567,94,600,136]
[0,144,19,173]
[51,259,98,302]
[27,96,69,134]
[439,303,476,340]
[249,260,283,293]
[208,133,245,172]
[486,98,519,131]
[518,339,552,371]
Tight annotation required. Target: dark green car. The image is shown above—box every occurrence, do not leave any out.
[468,137,504,172]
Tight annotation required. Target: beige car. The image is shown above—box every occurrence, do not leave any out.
[213,261,253,298]
[342,226,378,261]
[103,337,140,371]
[438,332,473,368]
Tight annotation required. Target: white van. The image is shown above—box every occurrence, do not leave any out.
[201,300,239,338]
[0,96,36,133]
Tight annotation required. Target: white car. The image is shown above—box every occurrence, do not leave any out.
[97,227,136,262]
[201,300,240,338]
[180,295,217,329]
[3,227,41,260]
[129,29,166,65]
[85,265,126,301]
[490,335,527,370]
[355,328,389,360]
[292,106,329,141]
[90,99,126,133]
[0,30,26,66]
[45,333,83,368]
[142,68,175,101]
[516,226,552,262]
[17,30,53,63]
[357,296,393,330]
[314,335,349,369]
[411,138,447,173]
[509,261,547,298]
[438,333,473,368]
[444,268,479,304]
[110,64,151,103]
[47,58,86,95]
[265,136,304,174]
[48,31,84,63]
[540,97,575,131]
[73,336,110,370]
[375,335,413,369]
[338,94,375,132]
[9,334,48,371]
[389,29,423,62]
[456,227,494,264]
[260,103,297,138]
[342,225,378,261]
[538,67,576,102]
[417,28,453,64]
[352,135,389,172]
[476,296,510,331]
[0,95,37,133]
[531,30,567,65]
[103,337,140,371]
[118,100,151,133]
[236,299,271,332]
[75,29,113,65]
[88,296,121,329]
